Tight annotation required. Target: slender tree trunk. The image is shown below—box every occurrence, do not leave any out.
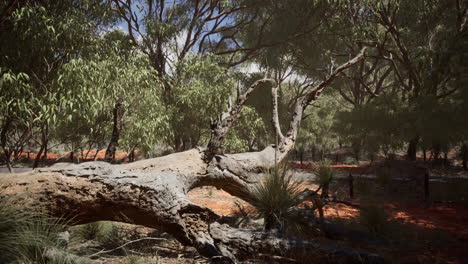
[33,125,48,169]
[1,118,13,172]
[83,147,92,161]
[353,147,360,165]
[105,101,124,163]
[3,150,13,173]
[433,142,441,159]
[444,152,449,168]
[406,137,418,161]
[33,145,45,169]
[42,137,48,161]
[93,148,101,161]
[462,144,468,171]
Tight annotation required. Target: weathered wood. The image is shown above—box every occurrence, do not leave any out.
[0,150,382,263]
[0,48,370,263]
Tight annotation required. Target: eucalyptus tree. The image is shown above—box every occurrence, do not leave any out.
[297,92,341,162]
[109,0,341,151]
[334,92,407,163]
[0,0,423,262]
[168,53,236,150]
[296,0,466,162]
[0,0,114,167]
[0,71,34,172]
[109,0,251,150]
[224,106,267,152]
[364,0,467,160]
[55,44,169,163]
[1,45,373,264]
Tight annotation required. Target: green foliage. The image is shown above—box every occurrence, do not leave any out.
[98,223,127,253]
[359,204,390,235]
[314,160,335,186]
[0,198,70,264]
[224,106,267,152]
[0,0,465,169]
[75,222,105,241]
[296,92,340,158]
[334,92,406,158]
[55,49,169,155]
[246,165,304,233]
[170,53,235,148]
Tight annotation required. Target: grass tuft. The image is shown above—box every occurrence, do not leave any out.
[75,221,105,240]
[0,197,72,264]
[359,204,390,235]
[246,164,305,234]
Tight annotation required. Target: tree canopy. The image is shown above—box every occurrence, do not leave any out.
[0,0,466,169]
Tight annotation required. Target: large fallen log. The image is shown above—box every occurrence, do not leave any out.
[1,48,373,263]
[0,149,383,263]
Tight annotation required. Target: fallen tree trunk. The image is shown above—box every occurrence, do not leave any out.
[1,48,372,263]
[0,148,382,263]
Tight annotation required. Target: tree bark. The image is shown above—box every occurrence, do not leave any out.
[33,124,48,169]
[0,118,13,172]
[1,48,369,263]
[406,137,418,161]
[105,101,125,163]
[462,144,468,171]
[0,148,382,263]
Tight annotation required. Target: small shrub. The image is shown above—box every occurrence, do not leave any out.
[246,164,305,234]
[359,204,390,235]
[315,161,335,185]
[314,160,335,198]
[98,223,127,253]
[76,221,105,240]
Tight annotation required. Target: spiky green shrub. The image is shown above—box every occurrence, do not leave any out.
[246,165,305,233]
[359,204,390,235]
[314,160,335,186]
[0,197,71,264]
[98,223,127,253]
[314,160,335,198]
[75,221,105,240]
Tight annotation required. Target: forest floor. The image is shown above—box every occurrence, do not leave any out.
[62,180,468,264]
[189,186,468,264]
